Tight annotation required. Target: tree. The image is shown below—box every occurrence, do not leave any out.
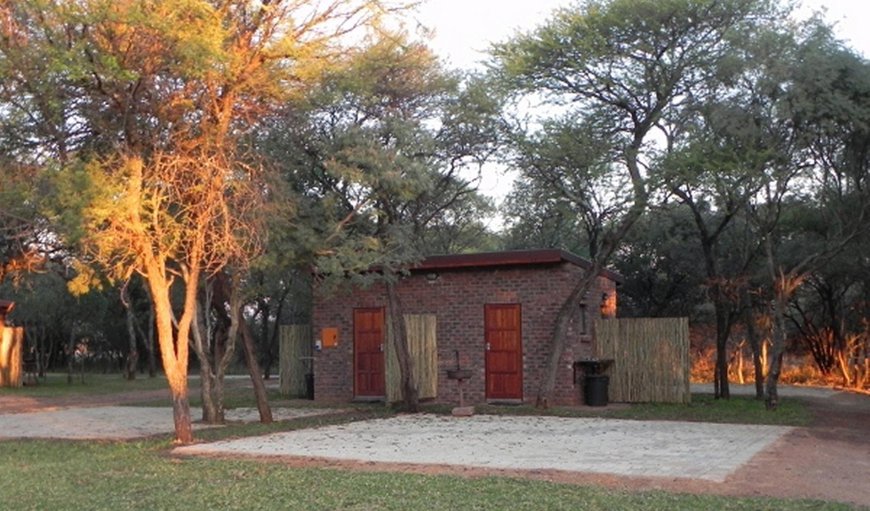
[261,34,504,409]
[660,30,795,398]
[0,165,49,284]
[0,0,396,443]
[611,205,708,319]
[736,23,870,408]
[491,0,778,407]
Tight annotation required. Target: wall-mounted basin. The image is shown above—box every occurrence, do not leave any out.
[446,369,473,381]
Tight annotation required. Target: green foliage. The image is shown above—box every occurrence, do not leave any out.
[611,206,708,318]
[260,34,503,289]
[492,0,786,267]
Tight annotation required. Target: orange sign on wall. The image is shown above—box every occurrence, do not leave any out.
[321,327,339,348]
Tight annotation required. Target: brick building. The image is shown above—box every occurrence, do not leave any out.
[311,249,620,406]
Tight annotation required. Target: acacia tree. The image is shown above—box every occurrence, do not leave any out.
[0,0,396,443]
[0,164,50,283]
[492,0,778,407]
[734,24,870,408]
[262,35,503,410]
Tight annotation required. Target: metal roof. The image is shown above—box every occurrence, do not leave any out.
[414,249,623,283]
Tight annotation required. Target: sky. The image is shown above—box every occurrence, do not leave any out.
[415,0,870,70]
[411,0,870,211]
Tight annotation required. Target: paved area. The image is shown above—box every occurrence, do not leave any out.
[0,407,341,440]
[175,414,791,482]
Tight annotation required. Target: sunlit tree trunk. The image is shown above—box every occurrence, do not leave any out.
[146,266,195,444]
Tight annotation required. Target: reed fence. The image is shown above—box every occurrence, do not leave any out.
[595,317,690,403]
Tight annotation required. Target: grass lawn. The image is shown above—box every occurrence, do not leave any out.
[0,376,848,509]
[0,436,852,511]
[0,372,172,397]
[426,393,812,427]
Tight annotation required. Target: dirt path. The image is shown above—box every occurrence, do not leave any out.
[0,388,172,413]
[0,377,260,413]
[723,392,870,506]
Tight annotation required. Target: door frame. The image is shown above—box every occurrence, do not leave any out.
[353,307,386,399]
[484,303,523,401]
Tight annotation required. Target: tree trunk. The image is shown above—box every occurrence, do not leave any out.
[190,285,227,425]
[66,327,77,385]
[148,273,194,444]
[765,310,786,411]
[387,280,419,412]
[263,288,290,381]
[211,273,272,423]
[257,299,271,379]
[836,350,853,388]
[142,289,157,378]
[741,289,765,399]
[193,319,221,425]
[763,236,787,410]
[713,304,731,399]
[533,149,648,407]
[36,324,48,378]
[535,272,596,408]
[238,314,273,423]
[170,388,193,445]
[199,364,221,423]
[121,286,139,381]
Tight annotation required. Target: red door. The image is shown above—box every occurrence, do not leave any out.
[485,304,522,400]
[354,308,385,398]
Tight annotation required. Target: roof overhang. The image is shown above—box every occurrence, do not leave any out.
[413,249,623,283]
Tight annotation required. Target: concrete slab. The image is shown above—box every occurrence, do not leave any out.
[0,407,341,440]
[175,414,791,482]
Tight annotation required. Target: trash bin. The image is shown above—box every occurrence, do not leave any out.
[574,359,613,406]
[304,373,314,400]
[584,374,609,407]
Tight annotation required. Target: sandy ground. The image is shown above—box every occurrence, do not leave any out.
[175,413,789,482]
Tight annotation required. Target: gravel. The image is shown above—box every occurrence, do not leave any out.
[175,413,790,482]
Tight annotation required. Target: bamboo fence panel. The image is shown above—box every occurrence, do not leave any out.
[595,317,690,403]
[0,327,23,387]
[386,314,438,402]
[279,324,312,397]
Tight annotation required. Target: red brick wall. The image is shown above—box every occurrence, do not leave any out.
[312,262,617,405]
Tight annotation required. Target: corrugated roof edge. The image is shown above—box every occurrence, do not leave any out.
[413,249,623,283]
